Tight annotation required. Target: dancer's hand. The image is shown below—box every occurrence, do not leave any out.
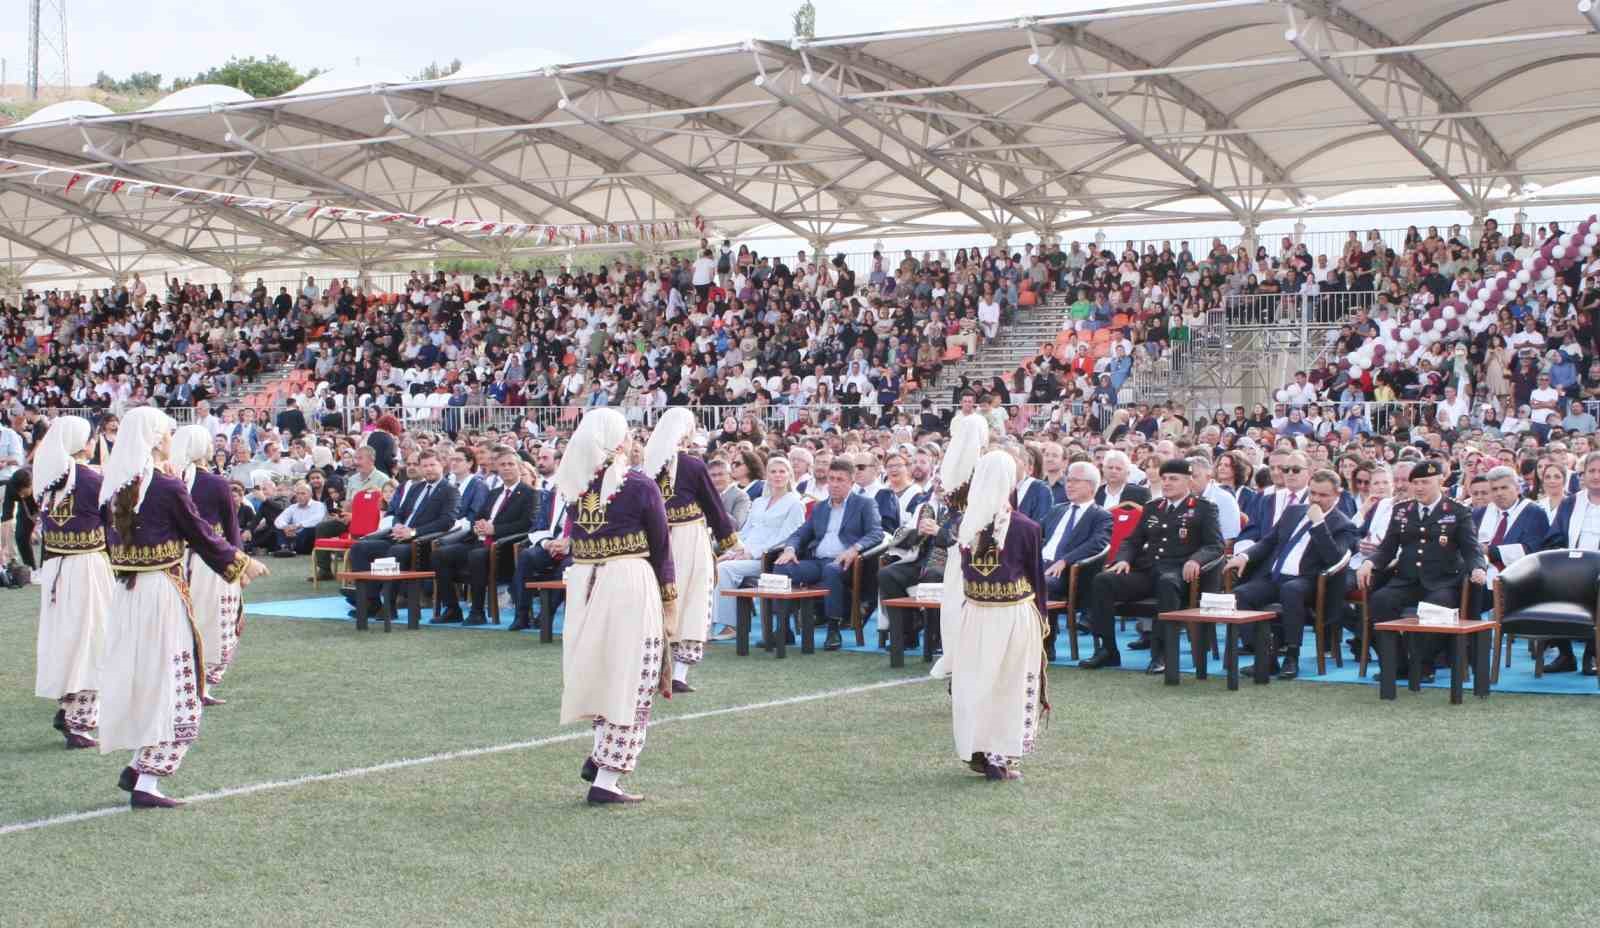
[240,557,270,587]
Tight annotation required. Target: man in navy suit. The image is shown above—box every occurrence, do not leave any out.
[1236,449,1309,551]
[1537,452,1600,673]
[346,451,459,615]
[508,483,570,632]
[432,448,539,625]
[1041,462,1113,659]
[775,459,886,650]
[1226,469,1359,678]
[1014,445,1055,526]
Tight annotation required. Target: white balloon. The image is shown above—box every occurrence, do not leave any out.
[1516,269,1532,284]
[1441,306,1456,321]
[1276,389,1290,403]
[1585,234,1598,248]
[1348,365,1364,379]
[1399,325,1413,340]
[1542,265,1557,280]
[1470,299,1485,313]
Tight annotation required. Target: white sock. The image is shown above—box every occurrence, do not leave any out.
[672,661,689,684]
[135,773,163,796]
[593,768,621,792]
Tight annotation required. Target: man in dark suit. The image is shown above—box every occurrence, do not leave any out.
[508,483,570,632]
[1357,460,1486,681]
[1082,458,1223,673]
[1041,461,1113,660]
[1093,450,1151,507]
[1014,453,1055,527]
[1537,451,1600,673]
[1236,449,1309,550]
[1226,468,1359,679]
[346,451,459,616]
[775,459,886,650]
[432,447,538,625]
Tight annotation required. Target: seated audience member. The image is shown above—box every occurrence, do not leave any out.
[1225,469,1359,678]
[431,447,537,625]
[773,459,886,651]
[713,456,807,639]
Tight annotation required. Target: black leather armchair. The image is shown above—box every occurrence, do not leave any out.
[1493,549,1600,687]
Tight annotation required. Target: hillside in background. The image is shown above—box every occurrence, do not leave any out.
[0,83,163,125]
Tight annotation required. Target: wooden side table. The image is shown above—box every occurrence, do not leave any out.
[337,570,434,632]
[718,588,826,659]
[1157,608,1277,690]
[523,580,565,643]
[879,597,938,668]
[1373,617,1496,704]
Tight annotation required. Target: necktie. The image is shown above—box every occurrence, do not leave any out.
[489,486,511,522]
[406,482,433,527]
[1055,505,1079,560]
[1359,503,1378,537]
[1490,510,1509,546]
[1271,518,1313,576]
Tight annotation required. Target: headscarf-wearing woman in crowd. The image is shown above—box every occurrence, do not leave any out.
[96,407,268,809]
[555,407,676,805]
[174,425,246,699]
[642,408,739,694]
[951,449,1048,782]
[33,415,114,749]
[929,412,990,680]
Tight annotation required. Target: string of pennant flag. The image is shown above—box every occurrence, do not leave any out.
[0,155,707,245]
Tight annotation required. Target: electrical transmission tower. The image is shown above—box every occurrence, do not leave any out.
[27,0,71,101]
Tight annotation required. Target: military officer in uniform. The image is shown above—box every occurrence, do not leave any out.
[1356,460,1486,681]
[1081,459,1224,674]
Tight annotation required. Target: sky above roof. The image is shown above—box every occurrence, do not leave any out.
[0,0,1142,88]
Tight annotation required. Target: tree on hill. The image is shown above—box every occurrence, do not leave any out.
[93,71,163,94]
[411,59,463,81]
[173,56,321,98]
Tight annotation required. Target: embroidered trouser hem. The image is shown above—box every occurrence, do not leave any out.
[59,691,99,734]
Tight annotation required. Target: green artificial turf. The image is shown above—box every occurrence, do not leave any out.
[3,563,1599,927]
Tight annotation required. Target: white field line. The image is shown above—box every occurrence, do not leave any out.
[1,676,929,837]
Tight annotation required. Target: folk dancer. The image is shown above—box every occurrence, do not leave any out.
[34,416,114,749]
[97,408,268,809]
[556,409,677,805]
[174,425,245,701]
[951,450,1049,781]
[644,408,739,693]
[929,413,990,679]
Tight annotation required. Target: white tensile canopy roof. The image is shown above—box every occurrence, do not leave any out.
[2,0,1600,283]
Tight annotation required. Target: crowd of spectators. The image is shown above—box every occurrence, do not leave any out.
[1265,220,1600,458]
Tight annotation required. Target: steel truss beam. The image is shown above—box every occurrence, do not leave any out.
[0,220,115,276]
[556,96,815,240]
[757,73,1000,232]
[77,141,351,262]
[1288,0,1519,194]
[1030,52,1249,221]
[222,129,487,254]
[0,180,228,269]
[1284,19,1479,210]
[1039,24,1305,208]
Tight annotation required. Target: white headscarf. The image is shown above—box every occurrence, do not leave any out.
[643,407,695,489]
[940,413,990,494]
[555,408,629,503]
[98,406,176,513]
[172,424,213,492]
[35,416,91,509]
[959,450,1018,551]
